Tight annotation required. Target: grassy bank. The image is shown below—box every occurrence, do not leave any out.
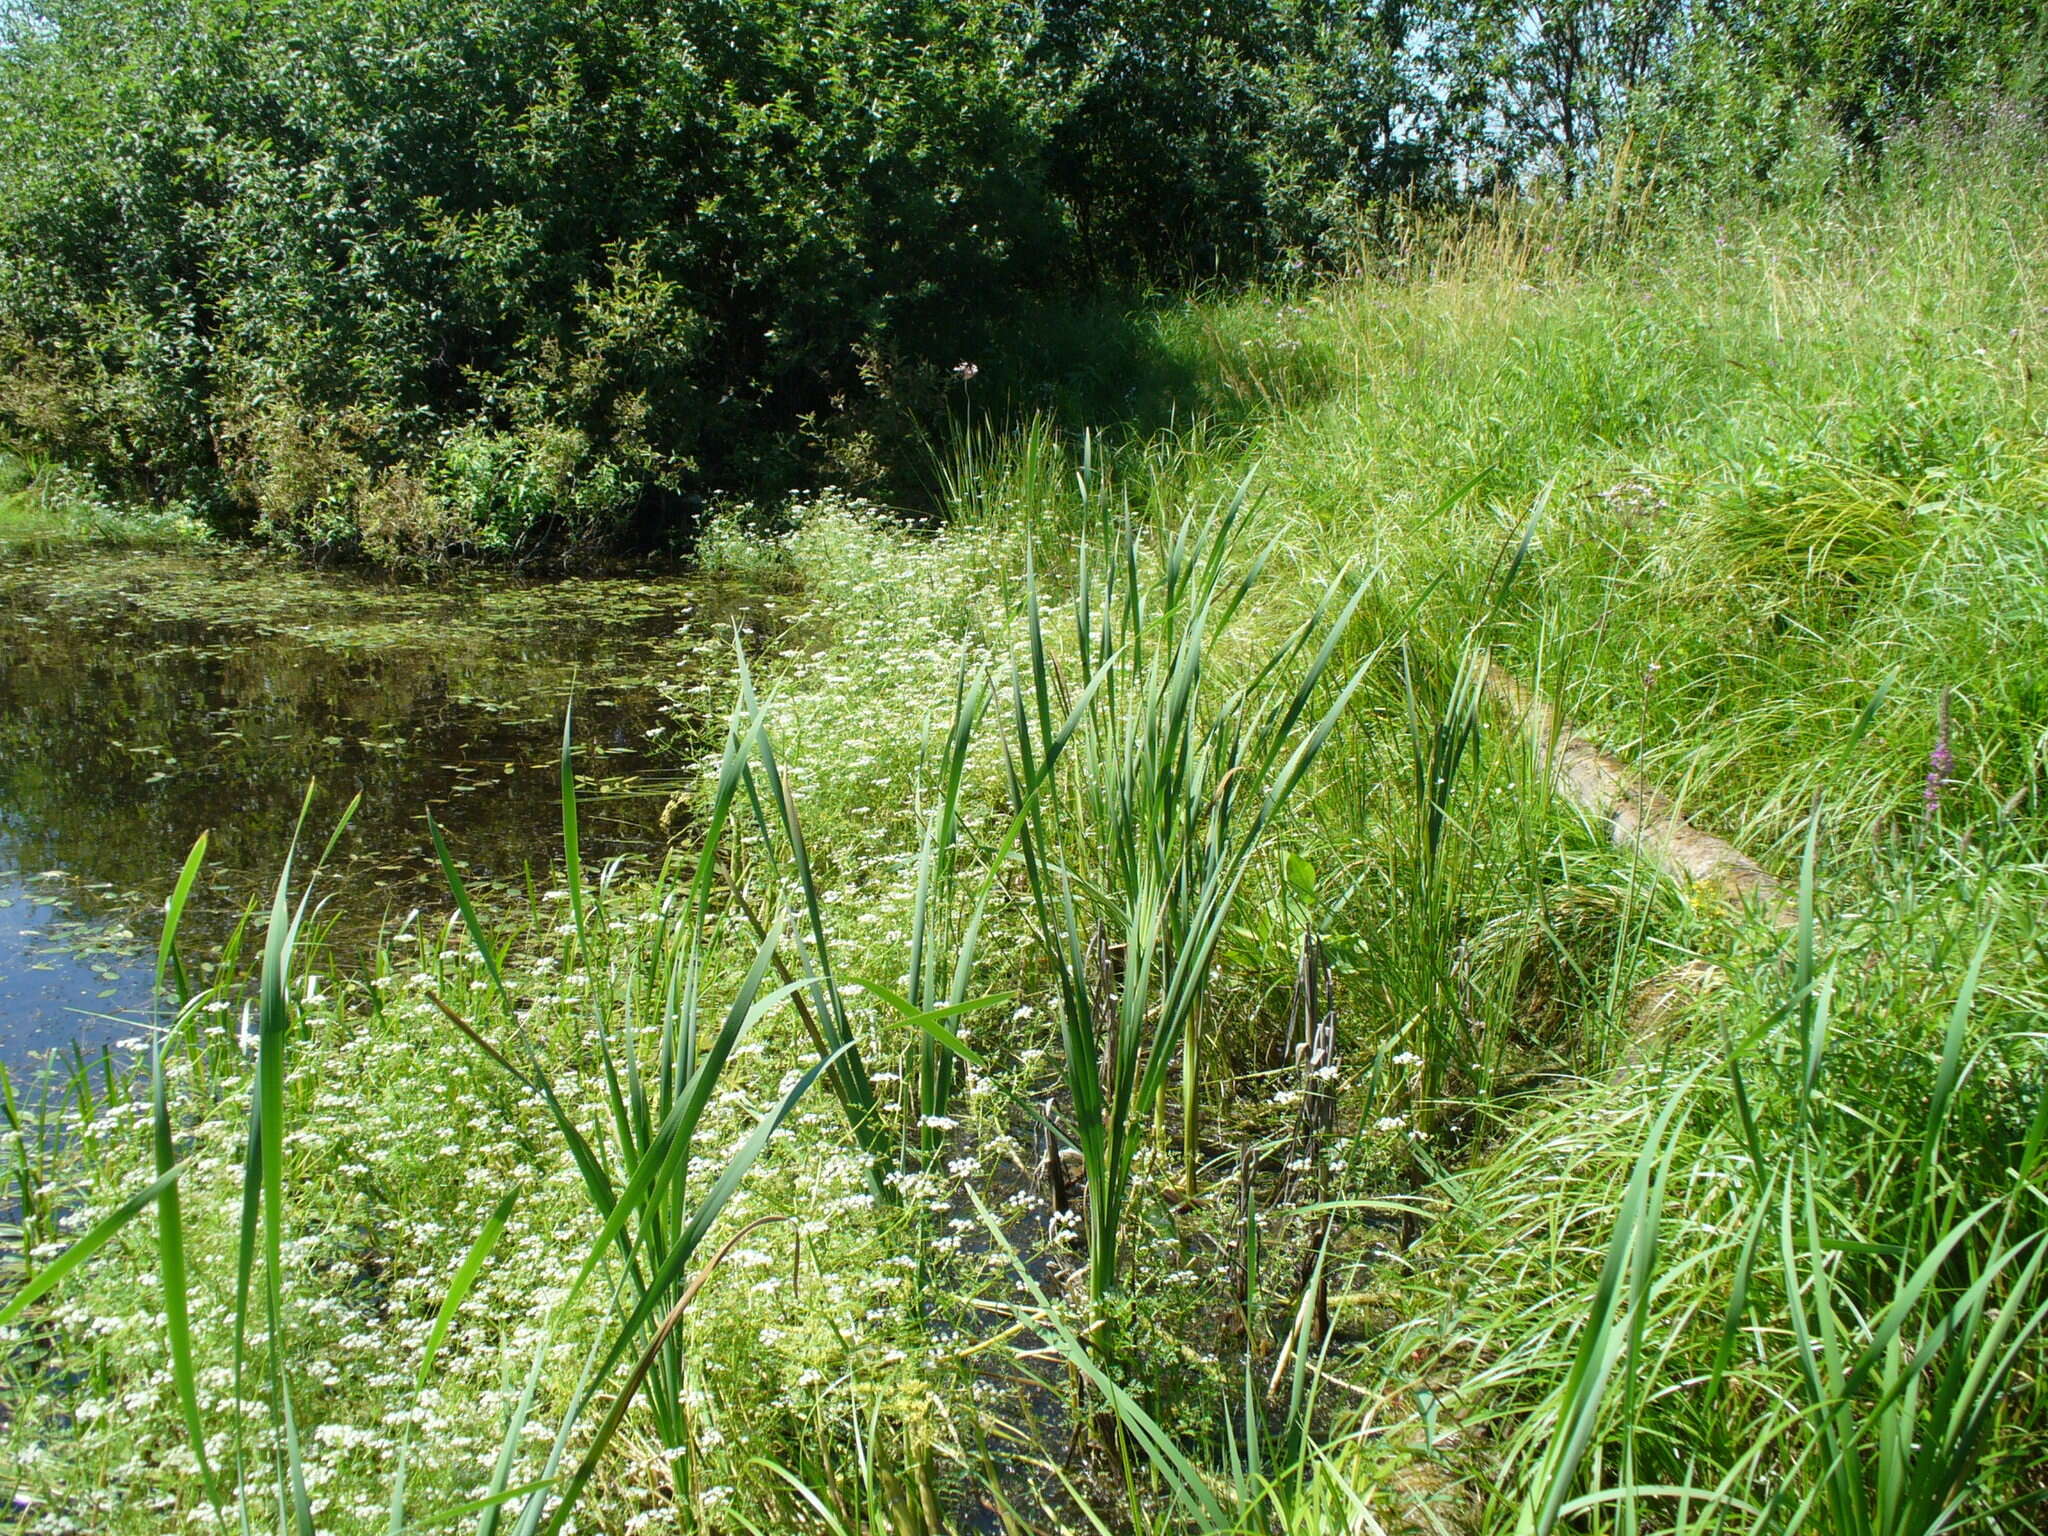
[4,147,2047,1535]
[0,452,210,552]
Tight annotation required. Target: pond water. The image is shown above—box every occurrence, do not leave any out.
[0,543,786,1076]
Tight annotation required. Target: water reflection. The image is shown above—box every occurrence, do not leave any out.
[0,873,154,1067]
[0,545,780,1070]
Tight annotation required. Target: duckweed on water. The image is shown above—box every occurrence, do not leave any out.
[0,544,797,1065]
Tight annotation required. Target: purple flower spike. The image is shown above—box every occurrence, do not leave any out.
[1925,693,1954,816]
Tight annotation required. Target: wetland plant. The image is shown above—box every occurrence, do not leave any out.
[2,717,840,1532]
[1010,478,1379,1310]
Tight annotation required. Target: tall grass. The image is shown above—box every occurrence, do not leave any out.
[7,137,2048,1534]
[1007,475,1379,1309]
[1307,824,2048,1535]
[426,704,855,1532]
[2,708,846,1531]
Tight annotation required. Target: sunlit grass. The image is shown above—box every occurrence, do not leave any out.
[0,453,209,551]
[5,139,2047,1533]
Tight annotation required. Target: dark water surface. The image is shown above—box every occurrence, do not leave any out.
[0,543,784,1074]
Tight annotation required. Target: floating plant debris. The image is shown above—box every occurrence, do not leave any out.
[0,544,790,1067]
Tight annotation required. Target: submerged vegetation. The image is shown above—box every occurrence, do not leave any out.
[3,133,2046,1533]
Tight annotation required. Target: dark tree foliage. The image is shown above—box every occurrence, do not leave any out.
[1031,0,1435,280]
[0,0,2039,559]
[0,0,1062,557]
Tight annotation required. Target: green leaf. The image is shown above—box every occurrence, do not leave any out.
[1,1160,192,1325]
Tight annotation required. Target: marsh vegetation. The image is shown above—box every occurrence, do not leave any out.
[5,146,2047,1532]
[3,1,2048,1529]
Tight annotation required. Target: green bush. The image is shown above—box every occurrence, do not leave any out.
[0,0,1062,557]
[0,0,1464,564]
[1,0,2038,561]
[1031,0,1437,280]
[1626,0,2046,199]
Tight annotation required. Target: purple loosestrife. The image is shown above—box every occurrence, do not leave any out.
[1925,688,1954,816]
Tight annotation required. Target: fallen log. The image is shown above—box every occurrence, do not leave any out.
[1480,657,1793,928]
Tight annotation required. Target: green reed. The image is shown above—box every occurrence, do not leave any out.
[1352,820,2048,1536]
[1009,475,1380,1309]
[2,704,838,1533]
[730,651,1014,1210]
[435,702,844,1533]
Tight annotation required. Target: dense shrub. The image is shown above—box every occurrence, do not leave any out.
[0,0,1060,558]
[1031,0,1438,280]
[0,0,2040,559]
[1623,0,2046,197]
